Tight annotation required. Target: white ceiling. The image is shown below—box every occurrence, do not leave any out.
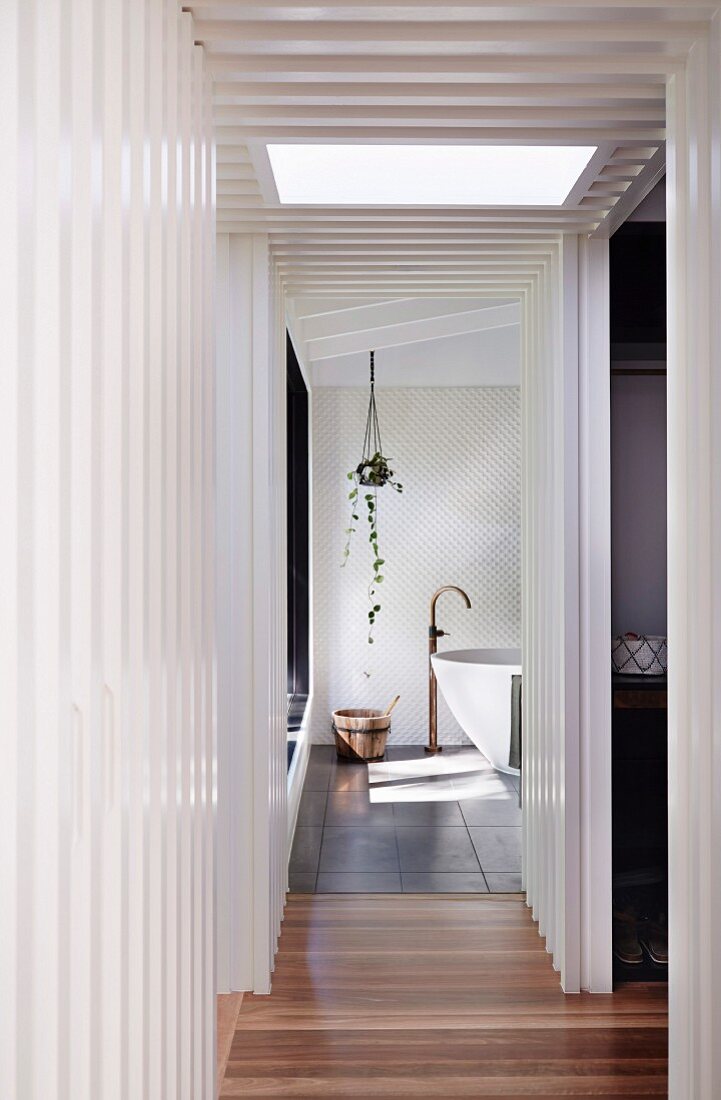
[187,1,712,296]
[288,295,520,387]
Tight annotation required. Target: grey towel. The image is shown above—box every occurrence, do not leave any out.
[509,674,522,771]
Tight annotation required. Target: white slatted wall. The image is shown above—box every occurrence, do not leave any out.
[520,240,582,993]
[0,2,216,1097]
[215,235,288,997]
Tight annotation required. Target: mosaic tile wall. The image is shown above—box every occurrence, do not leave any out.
[311,387,521,744]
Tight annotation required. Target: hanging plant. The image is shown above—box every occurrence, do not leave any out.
[341,351,403,643]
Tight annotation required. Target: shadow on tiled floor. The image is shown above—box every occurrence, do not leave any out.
[290,744,523,894]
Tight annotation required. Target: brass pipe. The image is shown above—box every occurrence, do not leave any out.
[427,586,472,754]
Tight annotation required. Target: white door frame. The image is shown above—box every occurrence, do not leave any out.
[215,233,614,995]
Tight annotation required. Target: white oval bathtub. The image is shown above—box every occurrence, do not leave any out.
[431,648,522,775]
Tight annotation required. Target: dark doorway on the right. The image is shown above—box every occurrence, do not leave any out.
[609,180,668,984]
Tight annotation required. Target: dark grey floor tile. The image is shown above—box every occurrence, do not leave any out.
[316,872,401,893]
[396,826,480,873]
[304,746,334,791]
[329,761,370,792]
[319,826,399,872]
[288,873,316,893]
[296,790,327,827]
[385,745,426,760]
[310,745,336,759]
[485,872,524,893]
[468,827,522,872]
[289,826,323,873]
[459,794,522,827]
[392,800,465,826]
[325,791,394,827]
[401,872,489,893]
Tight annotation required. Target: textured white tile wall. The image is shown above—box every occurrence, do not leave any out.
[311,387,521,745]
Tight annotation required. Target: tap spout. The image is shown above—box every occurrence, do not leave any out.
[430,585,472,632]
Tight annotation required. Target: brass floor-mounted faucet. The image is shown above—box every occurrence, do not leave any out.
[427,585,472,754]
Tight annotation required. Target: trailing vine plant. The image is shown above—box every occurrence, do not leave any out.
[340,353,403,643]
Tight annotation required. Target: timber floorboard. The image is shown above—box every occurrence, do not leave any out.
[222,894,667,1097]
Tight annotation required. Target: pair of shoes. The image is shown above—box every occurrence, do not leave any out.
[638,918,668,965]
[613,911,643,965]
[613,909,669,967]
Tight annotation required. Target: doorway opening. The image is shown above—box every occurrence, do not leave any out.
[287,297,524,895]
[609,182,668,983]
[287,332,310,768]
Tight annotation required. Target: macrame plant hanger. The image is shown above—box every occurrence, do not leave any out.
[358,350,383,482]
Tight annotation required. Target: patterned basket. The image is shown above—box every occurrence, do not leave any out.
[612,634,667,676]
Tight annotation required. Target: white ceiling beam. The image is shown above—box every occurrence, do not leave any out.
[272,244,555,256]
[195,19,705,45]
[216,163,257,179]
[188,0,713,9]
[205,53,683,78]
[298,296,517,341]
[218,126,664,143]
[213,81,666,104]
[213,204,608,220]
[216,220,601,235]
[304,303,521,359]
[279,256,549,266]
[214,104,665,124]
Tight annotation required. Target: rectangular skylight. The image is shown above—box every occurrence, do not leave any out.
[267,144,597,206]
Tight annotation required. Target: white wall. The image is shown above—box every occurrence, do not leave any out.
[310,386,521,745]
[0,4,216,1097]
[611,373,667,637]
[311,324,521,388]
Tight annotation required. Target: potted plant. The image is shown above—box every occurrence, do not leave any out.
[341,353,403,643]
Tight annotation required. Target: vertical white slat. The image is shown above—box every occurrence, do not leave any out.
[524,276,537,922]
[251,233,274,991]
[125,0,148,1093]
[163,5,180,1096]
[215,234,232,997]
[0,0,20,1093]
[223,235,257,993]
[31,0,63,1094]
[666,15,721,1096]
[177,13,194,1100]
[89,0,106,1092]
[14,1,38,1086]
[666,55,694,1100]
[519,285,530,901]
[191,44,205,1096]
[100,0,124,1093]
[577,237,613,994]
[146,0,166,1093]
[69,0,95,1094]
[202,65,218,1100]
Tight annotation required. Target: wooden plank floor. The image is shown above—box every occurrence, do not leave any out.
[222,894,667,1097]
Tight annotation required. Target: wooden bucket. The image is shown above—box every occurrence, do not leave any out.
[332,708,391,762]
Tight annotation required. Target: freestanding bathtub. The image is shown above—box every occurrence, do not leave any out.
[431,648,522,775]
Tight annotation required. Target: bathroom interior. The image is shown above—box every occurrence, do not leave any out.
[287,294,524,895]
[287,180,669,986]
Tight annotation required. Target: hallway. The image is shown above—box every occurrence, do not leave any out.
[220,895,667,1097]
